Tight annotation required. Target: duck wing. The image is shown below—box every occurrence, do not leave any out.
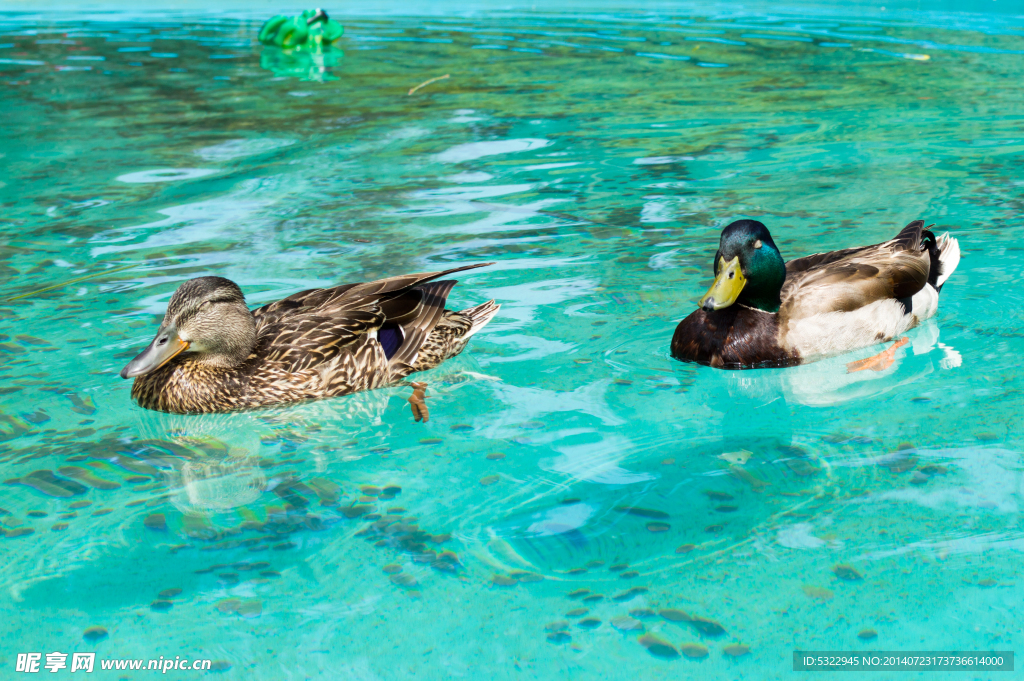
[250,263,493,373]
[252,263,492,322]
[253,309,382,373]
[779,220,932,320]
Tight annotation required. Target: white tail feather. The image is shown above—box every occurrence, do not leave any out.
[935,232,961,288]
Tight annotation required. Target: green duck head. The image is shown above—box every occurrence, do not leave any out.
[699,219,786,313]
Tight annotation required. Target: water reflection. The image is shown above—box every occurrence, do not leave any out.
[259,46,343,81]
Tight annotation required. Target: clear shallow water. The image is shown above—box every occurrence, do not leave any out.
[1,2,1023,678]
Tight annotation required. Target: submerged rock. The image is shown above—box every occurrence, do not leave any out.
[615,506,669,520]
[629,608,657,619]
[82,627,108,643]
[14,470,87,498]
[144,514,167,532]
[639,633,679,660]
[680,642,708,659]
[659,609,691,622]
[833,564,863,581]
[611,616,644,632]
[57,466,119,490]
[802,585,834,601]
[687,616,726,637]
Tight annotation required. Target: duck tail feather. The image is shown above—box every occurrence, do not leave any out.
[458,299,501,341]
[345,262,494,302]
[892,220,925,251]
[935,233,961,289]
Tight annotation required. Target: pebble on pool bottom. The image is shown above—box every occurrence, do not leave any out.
[630,608,657,619]
[83,627,108,643]
[803,585,834,601]
[611,616,644,632]
[680,642,709,659]
[144,513,167,531]
[833,564,864,581]
[639,634,679,659]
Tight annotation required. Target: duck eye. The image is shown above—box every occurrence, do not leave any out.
[754,239,763,249]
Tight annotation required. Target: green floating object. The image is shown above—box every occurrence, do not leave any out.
[258,9,343,51]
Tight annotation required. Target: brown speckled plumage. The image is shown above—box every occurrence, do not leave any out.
[127,264,499,414]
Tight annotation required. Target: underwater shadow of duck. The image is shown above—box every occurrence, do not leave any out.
[129,401,391,514]
[681,317,960,411]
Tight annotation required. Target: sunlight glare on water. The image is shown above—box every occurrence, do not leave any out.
[1,1,1023,678]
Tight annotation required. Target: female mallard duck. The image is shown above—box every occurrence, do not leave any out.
[120,263,499,414]
[671,219,960,370]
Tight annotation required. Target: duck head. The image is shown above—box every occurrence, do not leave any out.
[699,219,786,313]
[120,277,257,379]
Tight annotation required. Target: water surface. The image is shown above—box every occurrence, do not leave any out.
[1,2,1023,678]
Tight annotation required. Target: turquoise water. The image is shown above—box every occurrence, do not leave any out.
[2,2,1023,678]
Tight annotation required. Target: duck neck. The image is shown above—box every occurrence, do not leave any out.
[190,308,256,369]
[738,244,786,313]
[739,288,782,313]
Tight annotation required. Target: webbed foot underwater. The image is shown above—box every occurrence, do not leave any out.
[671,219,960,370]
[120,264,499,414]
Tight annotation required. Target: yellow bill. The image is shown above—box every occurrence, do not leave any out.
[698,256,746,311]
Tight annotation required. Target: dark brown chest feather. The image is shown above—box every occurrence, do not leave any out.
[670,306,801,370]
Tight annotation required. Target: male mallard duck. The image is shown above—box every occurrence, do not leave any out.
[120,263,499,414]
[671,219,960,370]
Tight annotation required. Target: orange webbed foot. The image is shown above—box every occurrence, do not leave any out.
[846,337,909,374]
[408,382,429,422]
